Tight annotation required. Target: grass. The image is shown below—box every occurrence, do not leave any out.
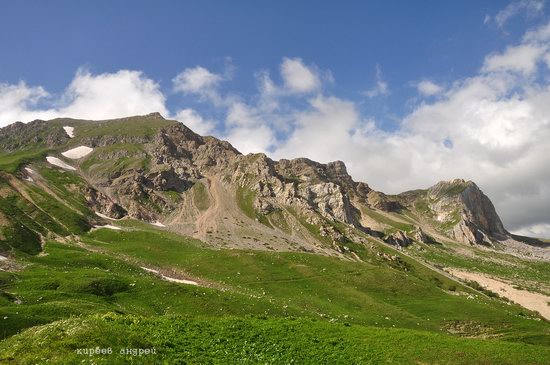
[267,209,291,233]
[59,116,177,139]
[286,208,332,245]
[236,186,272,228]
[0,148,49,174]
[78,227,550,346]
[1,314,550,365]
[192,181,210,211]
[0,242,280,340]
[26,186,91,235]
[161,189,182,204]
[36,165,92,215]
[361,207,415,232]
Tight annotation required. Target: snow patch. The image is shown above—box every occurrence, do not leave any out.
[151,221,166,227]
[46,156,76,171]
[140,267,199,286]
[24,167,36,175]
[62,146,93,159]
[24,176,34,182]
[140,267,159,274]
[63,126,75,138]
[162,276,199,285]
[0,255,8,261]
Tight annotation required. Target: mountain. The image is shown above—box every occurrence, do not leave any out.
[0,114,549,364]
[0,113,527,255]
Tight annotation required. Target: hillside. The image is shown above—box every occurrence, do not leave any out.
[0,113,549,363]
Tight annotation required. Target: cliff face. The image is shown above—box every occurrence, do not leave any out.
[425,179,508,245]
[0,114,514,253]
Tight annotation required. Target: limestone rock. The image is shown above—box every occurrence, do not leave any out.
[84,187,127,219]
[385,230,411,247]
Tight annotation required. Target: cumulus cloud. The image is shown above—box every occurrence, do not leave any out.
[0,69,167,126]
[482,44,545,75]
[172,66,221,94]
[280,57,321,93]
[0,82,56,124]
[416,80,443,96]
[363,65,390,98]
[172,66,225,105]
[174,108,215,135]
[485,0,545,28]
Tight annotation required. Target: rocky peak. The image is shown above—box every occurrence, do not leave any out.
[146,112,165,119]
[458,183,507,237]
[427,179,507,245]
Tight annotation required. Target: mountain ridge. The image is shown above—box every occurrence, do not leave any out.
[0,112,540,259]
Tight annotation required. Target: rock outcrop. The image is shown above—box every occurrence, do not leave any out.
[84,187,127,219]
[426,179,508,245]
[385,230,411,247]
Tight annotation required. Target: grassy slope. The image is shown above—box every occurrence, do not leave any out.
[2,314,549,365]
[0,242,277,339]
[79,226,550,345]
[49,115,177,139]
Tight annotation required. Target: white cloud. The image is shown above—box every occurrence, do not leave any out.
[174,108,215,135]
[60,69,167,120]
[0,70,167,127]
[363,65,390,98]
[273,96,359,162]
[512,223,550,238]
[0,82,56,124]
[486,0,545,29]
[222,102,275,154]
[280,57,321,93]
[416,80,443,96]
[483,44,545,75]
[224,124,275,155]
[172,66,221,94]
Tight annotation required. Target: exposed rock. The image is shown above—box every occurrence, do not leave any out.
[84,187,127,219]
[0,120,69,152]
[319,225,346,243]
[385,230,411,247]
[411,226,433,244]
[427,179,508,245]
[145,169,191,192]
[367,191,402,212]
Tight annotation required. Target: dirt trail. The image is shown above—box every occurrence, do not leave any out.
[448,269,550,320]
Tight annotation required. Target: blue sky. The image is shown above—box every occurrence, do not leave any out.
[0,0,526,125]
[1,0,550,237]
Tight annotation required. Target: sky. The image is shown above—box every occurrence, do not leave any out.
[1,0,550,237]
